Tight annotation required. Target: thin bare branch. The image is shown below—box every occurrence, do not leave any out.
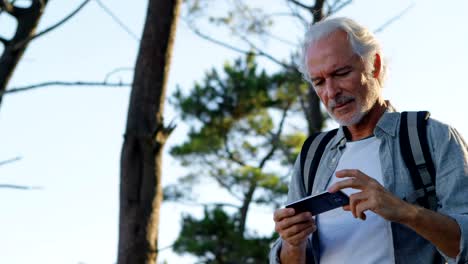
[0,0,14,15]
[95,0,140,42]
[285,1,309,29]
[0,156,22,167]
[3,81,131,96]
[104,67,134,82]
[0,36,8,45]
[13,0,91,51]
[238,34,296,70]
[224,135,247,167]
[329,0,352,16]
[184,18,295,71]
[287,0,313,11]
[156,243,174,253]
[374,3,415,34]
[0,184,42,190]
[169,200,241,209]
[258,103,291,169]
[264,31,297,47]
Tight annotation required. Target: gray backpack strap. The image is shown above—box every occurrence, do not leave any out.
[300,129,338,196]
[400,111,437,210]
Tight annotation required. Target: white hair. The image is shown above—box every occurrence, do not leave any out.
[298,17,387,87]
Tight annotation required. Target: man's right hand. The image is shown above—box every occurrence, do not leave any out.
[273,207,316,263]
[274,207,316,246]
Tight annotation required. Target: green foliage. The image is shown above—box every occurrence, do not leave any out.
[173,207,275,264]
[169,54,307,261]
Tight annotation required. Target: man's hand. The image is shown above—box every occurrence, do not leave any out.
[274,208,316,263]
[328,169,461,258]
[328,169,411,222]
[274,208,316,246]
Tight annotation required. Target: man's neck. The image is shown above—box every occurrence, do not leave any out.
[346,100,387,141]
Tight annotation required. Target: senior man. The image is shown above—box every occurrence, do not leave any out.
[270,17,468,264]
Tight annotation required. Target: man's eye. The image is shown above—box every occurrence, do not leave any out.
[335,70,351,77]
[313,80,324,87]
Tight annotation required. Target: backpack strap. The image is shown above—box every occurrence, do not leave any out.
[300,129,338,196]
[399,111,437,210]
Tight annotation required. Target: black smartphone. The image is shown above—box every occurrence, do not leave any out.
[285,190,350,215]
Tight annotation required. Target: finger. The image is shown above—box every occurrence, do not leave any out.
[282,218,316,239]
[349,192,367,218]
[335,169,366,179]
[276,211,313,232]
[343,205,350,211]
[285,223,317,246]
[355,200,373,221]
[328,177,362,193]
[273,208,295,222]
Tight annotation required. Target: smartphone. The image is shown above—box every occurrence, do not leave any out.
[285,190,349,215]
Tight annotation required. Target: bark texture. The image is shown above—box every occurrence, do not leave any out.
[117,0,181,263]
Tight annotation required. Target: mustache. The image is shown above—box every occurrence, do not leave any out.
[329,95,355,109]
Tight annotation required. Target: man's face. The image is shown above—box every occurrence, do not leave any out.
[306,30,380,126]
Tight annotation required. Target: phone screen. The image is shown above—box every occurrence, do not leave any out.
[285,191,349,215]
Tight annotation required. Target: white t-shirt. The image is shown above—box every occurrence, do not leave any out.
[316,136,395,264]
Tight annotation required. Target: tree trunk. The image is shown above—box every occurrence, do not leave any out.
[306,85,324,135]
[117,0,181,263]
[306,0,326,136]
[0,0,48,108]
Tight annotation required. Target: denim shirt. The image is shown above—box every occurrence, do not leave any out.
[270,109,468,264]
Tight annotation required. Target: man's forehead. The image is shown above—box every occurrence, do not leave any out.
[306,31,356,74]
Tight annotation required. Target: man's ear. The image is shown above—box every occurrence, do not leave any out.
[372,53,381,78]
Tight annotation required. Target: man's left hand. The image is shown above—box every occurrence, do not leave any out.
[328,169,412,223]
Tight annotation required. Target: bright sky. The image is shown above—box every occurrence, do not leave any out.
[1,0,468,263]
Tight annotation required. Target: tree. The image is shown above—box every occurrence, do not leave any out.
[183,0,346,136]
[167,54,307,262]
[0,0,49,108]
[117,0,181,263]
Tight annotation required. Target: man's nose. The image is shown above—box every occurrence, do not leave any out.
[325,78,341,98]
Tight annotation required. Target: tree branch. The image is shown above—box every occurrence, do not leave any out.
[0,184,42,190]
[0,156,21,167]
[238,34,296,70]
[94,0,139,42]
[374,3,415,34]
[224,133,247,167]
[184,19,296,71]
[104,67,134,82]
[0,0,20,16]
[285,0,309,29]
[13,0,91,51]
[329,0,352,16]
[258,103,291,169]
[3,81,131,96]
[287,0,313,11]
[0,36,8,45]
[168,200,241,209]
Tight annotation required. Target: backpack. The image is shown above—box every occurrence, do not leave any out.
[299,111,437,210]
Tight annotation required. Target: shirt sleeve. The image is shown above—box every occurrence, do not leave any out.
[268,155,314,263]
[428,120,468,263]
